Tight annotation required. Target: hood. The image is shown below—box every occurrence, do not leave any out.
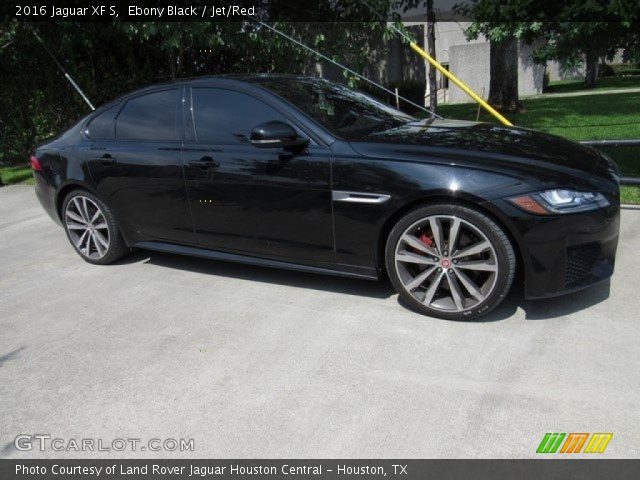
[349,119,603,181]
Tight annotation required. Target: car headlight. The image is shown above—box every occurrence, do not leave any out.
[508,189,610,215]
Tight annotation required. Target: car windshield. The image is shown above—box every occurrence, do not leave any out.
[257,78,417,140]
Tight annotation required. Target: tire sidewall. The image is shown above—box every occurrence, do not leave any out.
[62,189,123,265]
[385,203,515,321]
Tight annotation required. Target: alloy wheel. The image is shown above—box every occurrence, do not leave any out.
[64,195,110,260]
[394,215,498,313]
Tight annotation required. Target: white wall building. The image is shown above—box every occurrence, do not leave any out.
[386,20,546,104]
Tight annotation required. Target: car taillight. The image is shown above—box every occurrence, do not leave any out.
[29,155,43,172]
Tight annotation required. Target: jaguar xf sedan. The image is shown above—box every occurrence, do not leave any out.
[31,75,620,320]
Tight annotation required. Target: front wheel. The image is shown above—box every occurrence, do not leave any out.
[386,203,516,320]
[62,189,128,265]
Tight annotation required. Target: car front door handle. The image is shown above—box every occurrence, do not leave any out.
[189,156,220,169]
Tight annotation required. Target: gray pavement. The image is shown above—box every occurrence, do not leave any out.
[1,185,639,458]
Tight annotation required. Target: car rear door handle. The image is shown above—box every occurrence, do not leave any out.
[95,154,115,165]
[189,156,220,169]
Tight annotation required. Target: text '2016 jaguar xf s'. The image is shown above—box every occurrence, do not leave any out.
[32,75,620,320]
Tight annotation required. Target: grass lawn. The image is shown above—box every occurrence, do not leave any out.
[438,90,640,204]
[0,166,33,186]
[437,90,640,141]
[620,185,640,204]
[545,75,640,95]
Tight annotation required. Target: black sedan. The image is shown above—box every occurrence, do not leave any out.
[31,75,620,320]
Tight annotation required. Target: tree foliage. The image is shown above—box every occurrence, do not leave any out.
[0,4,391,165]
[459,0,640,87]
[450,0,639,114]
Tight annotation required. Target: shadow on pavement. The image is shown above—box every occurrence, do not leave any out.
[0,442,16,458]
[0,346,25,368]
[127,250,394,300]
[122,250,611,321]
[521,279,611,320]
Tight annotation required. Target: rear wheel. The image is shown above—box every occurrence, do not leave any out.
[386,203,516,320]
[62,190,128,265]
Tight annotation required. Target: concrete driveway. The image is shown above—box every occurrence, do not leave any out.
[1,184,638,458]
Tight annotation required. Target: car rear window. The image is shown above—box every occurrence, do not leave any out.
[86,104,119,140]
[116,89,180,141]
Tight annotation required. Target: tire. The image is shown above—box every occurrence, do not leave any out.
[385,202,516,320]
[62,189,128,265]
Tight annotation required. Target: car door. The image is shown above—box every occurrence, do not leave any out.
[87,88,196,245]
[182,86,334,264]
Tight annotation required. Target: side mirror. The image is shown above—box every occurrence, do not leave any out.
[250,121,309,149]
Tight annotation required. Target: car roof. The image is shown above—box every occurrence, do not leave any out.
[210,73,318,83]
[126,74,322,93]
[97,74,326,108]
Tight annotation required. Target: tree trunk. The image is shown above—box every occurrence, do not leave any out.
[584,52,599,88]
[176,44,184,77]
[426,0,437,113]
[488,37,522,112]
[169,52,176,80]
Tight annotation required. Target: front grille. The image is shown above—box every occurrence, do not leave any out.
[565,243,601,287]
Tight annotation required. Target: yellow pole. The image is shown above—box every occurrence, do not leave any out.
[409,42,513,127]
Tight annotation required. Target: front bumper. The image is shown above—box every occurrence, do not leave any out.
[494,200,620,299]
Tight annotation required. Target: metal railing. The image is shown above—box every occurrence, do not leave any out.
[580,139,640,185]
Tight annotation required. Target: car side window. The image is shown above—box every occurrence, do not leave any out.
[86,104,119,140]
[191,88,290,144]
[116,89,180,141]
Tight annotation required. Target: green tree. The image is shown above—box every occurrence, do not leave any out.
[454,0,548,112]
[0,6,390,165]
[459,0,640,100]
[532,21,635,88]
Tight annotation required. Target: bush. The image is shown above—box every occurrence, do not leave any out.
[610,64,640,76]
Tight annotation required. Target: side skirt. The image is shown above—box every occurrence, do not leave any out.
[135,241,379,281]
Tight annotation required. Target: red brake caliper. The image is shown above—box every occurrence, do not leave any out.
[411,233,434,254]
[419,233,433,247]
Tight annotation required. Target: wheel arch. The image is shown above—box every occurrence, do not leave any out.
[55,182,135,249]
[376,193,526,281]
[55,181,97,222]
